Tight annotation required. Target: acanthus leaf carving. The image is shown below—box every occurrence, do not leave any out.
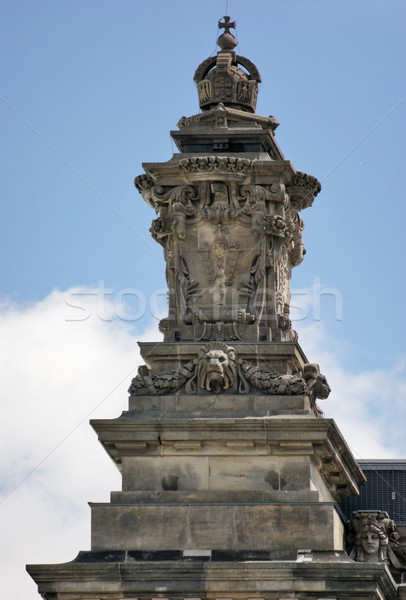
[134,177,199,219]
[286,171,321,209]
[149,184,198,214]
[178,156,253,176]
[198,321,241,341]
[150,216,173,241]
[288,171,321,197]
[134,174,155,208]
[256,214,286,236]
[236,184,269,215]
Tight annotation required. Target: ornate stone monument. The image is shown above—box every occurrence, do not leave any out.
[27,16,406,600]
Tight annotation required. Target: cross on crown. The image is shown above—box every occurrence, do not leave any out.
[218,16,236,35]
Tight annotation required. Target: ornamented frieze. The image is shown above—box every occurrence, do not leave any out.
[128,343,330,404]
[178,156,253,176]
[135,168,312,342]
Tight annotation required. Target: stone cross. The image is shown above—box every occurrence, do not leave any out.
[218,16,236,34]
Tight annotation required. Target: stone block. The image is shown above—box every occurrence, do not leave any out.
[122,456,209,492]
[254,394,310,413]
[189,505,235,548]
[279,456,311,490]
[129,395,176,412]
[208,456,280,491]
[310,462,336,502]
[234,504,343,551]
[90,502,344,552]
[91,504,188,550]
[176,394,217,412]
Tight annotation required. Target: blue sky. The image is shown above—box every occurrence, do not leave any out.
[0,2,405,599]
[1,0,405,369]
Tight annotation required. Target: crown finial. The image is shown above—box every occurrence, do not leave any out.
[217,16,237,51]
[194,16,261,113]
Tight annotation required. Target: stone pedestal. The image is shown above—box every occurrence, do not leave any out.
[87,342,360,558]
[28,339,381,598]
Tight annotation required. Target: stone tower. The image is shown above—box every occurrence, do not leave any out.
[27,17,406,600]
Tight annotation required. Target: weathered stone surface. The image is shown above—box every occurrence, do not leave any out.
[27,557,400,599]
[120,454,341,503]
[91,415,365,502]
[122,456,209,491]
[90,502,344,552]
[188,505,235,548]
[208,456,281,491]
[91,504,188,550]
[110,489,322,504]
[129,392,311,416]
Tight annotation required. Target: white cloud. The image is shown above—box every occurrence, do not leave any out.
[296,321,406,459]
[0,289,404,599]
[0,288,161,599]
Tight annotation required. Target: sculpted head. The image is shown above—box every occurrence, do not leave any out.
[198,342,236,393]
[350,513,389,563]
[360,530,380,558]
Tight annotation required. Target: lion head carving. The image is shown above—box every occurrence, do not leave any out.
[197,341,237,394]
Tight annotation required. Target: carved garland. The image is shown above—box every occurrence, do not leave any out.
[128,362,196,397]
[128,343,331,401]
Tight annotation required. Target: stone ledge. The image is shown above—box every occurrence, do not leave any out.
[128,393,312,416]
[109,490,322,504]
[26,559,399,599]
